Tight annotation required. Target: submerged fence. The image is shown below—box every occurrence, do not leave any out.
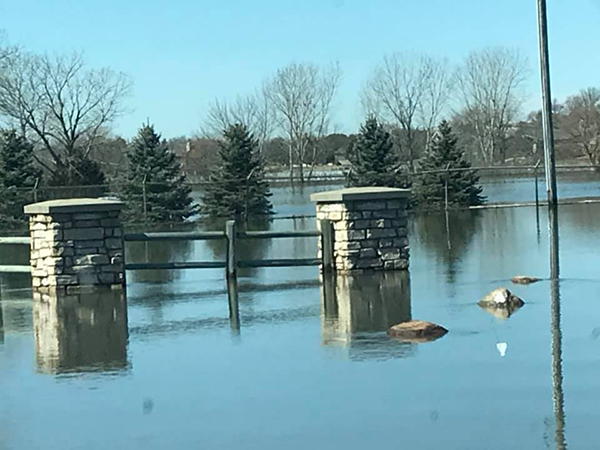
[0,220,334,278]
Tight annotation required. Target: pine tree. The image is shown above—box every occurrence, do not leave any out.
[202,123,273,218]
[0,130,42,225]
[120,124,198,223]
[347,117,400,187]
[415,120,485,208]
[48,151,107,190]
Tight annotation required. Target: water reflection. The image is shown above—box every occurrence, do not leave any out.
[548,204,567,449]
[478,302,524,320]
[204,217,272,277]
[550,277,566,450]
[416,210,482,284]
[0,299,4,344]
[227,277,240,336]
[33,290,129,375]
[126,239,193,284]
[321,271,414,360]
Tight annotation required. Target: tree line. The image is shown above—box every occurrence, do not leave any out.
[1,30,599,225]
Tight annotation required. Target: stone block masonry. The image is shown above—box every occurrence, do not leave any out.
[311,187,410,273]
[24,198,125,293]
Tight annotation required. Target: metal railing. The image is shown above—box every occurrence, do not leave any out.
[0,220,335,277]
[122,220,330,277]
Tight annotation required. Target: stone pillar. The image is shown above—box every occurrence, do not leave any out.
[24,199,125,293]
[311,187,410,272]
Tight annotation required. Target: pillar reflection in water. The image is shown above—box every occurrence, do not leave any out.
[548,204,566,449]
[33,289,129,375]
[321,271,414,360]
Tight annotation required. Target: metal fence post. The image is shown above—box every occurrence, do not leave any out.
[534,159,541,209]
[244,167,257,227]
[33,178,40,203]
[320,219,334,273]
[444,163,450,212]
[226,220,237,278]
[142,174,148,222]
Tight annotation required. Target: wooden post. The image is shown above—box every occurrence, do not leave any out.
[321,271,337,317]
[320,219,334,273]
[226,220,237,278]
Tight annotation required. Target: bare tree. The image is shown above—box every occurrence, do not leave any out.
[202,87,275,152]
[561,87,600,165]
[0,30,14,62]
[454,47,528,164]
[362,53,437,172]
[0,50,131,177]
[203,96,256,136]
[265,62,341,182]
[419,58,452,151]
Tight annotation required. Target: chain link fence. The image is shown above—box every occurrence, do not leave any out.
[4,164,600,231]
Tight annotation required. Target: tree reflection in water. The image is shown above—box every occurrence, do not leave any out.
[126,238,193,285]
[321,270,414,361]
[33,289,129,375]
[415,210,482,284]
[203,217,272,278]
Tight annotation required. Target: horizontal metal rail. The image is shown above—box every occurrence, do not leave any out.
[237,230,321,239]
[0,237,30,245]
[125,261,226,270]
[0,265,31,273]
[124,232,225,242]
[238,258,321,268]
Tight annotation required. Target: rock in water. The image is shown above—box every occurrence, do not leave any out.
[388,320,448,343]
[478,288,524,308]
[511,276,542,285]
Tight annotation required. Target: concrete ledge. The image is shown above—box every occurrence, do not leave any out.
[24,198,123,215]
[310,187,410,203]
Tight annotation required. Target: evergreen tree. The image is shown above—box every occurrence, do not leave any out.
[415,120,485,208]
[0,130,42,225]
[48,151,107,190]
[347,117,400,187]
[202,123,273,218]
[120,124,198,223]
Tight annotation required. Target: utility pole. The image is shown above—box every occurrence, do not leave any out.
[537,0,558,205]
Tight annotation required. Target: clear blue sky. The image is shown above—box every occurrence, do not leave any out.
[2,0,600,139]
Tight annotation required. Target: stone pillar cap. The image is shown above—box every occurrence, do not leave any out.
[310,187,410,203]
[24,198,123,215]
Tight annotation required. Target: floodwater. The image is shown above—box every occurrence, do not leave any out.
[1,177,600,449]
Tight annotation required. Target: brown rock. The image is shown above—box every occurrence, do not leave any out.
[388,320,448,343]
[511,276,542,285]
